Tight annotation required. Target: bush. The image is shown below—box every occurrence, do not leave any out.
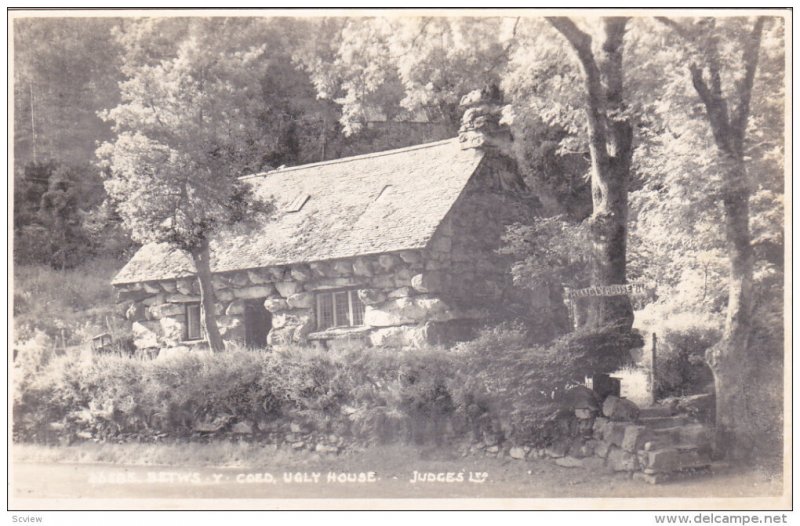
[13,325,643,450]
[12,343,461,447]
[655,316,720,399]
[635,301,722,399]
[451,324,640,447]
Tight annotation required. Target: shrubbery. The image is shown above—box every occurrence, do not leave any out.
[13,324,638,449]
[651,314,720,399]
[635,302,721,400]
[452,324,638,446]
[13,344,459,447]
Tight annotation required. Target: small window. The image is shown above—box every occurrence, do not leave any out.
[285,193,310,213]
[185,303,203,341]
[316,290,365,330]
[375,184,393,201]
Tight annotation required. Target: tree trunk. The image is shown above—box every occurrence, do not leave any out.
[29,81,37,164]
[548,17,634,331]
[585,154,633,330]
[706,157,755,459]
[190,239,225,353]
[684,17,765,459]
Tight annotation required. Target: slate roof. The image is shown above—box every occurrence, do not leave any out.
[112,138,485,285]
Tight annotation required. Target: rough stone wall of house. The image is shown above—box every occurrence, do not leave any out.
[423,154,544,337]
[116,245,481,352]
[424,152,572,344]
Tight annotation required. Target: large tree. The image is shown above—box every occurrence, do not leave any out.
[98,19,275,352]
[655,16,780,458]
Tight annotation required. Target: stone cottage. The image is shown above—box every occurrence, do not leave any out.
[112,90,541,352]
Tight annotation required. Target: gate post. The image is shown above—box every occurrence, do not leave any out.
[650,332,657,405]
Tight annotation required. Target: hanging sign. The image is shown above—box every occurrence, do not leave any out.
[563,283,650,299]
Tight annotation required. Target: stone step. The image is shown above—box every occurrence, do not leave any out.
[638,406,675,418]
[639,415,691,429]
[640,444,712,474]
[633,466,712,485]
[642,424,713,450]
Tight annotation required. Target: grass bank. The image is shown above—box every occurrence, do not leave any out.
[13,256,127,347]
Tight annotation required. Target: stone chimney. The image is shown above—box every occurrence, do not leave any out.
[458,85,531,196]
[457,84,513,155]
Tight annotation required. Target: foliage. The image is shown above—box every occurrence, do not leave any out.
[499,216,591,289]
[14,325,640,449]
[298,17,593,218]
[636,309,721,398]
[296,17,516,135]
[453,324,639,445]
[13,161,132,269]
[97,19,290,350]
[13,344,450,445]
[628,17,785,298]
[98,21,279,251]
[15,17,436,270]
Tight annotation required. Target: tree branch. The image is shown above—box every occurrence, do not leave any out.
[661,17,733,151]
[730,16,766,154]
[689,62,732,149]
[546,17,594,65]
[655,16,696,42]
[601,17,628,102]
[655,17,719,87]
[483,16,521,75]
[387,18,432,59]
[546,17,610,167]
[699,18,724,101]
[689,63,714,108]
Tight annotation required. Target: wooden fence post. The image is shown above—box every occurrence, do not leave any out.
[650,332,657,405]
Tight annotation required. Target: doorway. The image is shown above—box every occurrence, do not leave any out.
[244,299,272,348]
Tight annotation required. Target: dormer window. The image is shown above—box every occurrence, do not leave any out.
[286,193,310,213]
[375,185,393,201]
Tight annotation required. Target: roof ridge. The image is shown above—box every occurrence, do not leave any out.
[240,137,459,180]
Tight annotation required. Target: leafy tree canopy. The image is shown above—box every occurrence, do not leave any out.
[98,19,277,250]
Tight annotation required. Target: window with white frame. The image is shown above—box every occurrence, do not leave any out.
[185,303,203,341]
[316,290,365,330]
